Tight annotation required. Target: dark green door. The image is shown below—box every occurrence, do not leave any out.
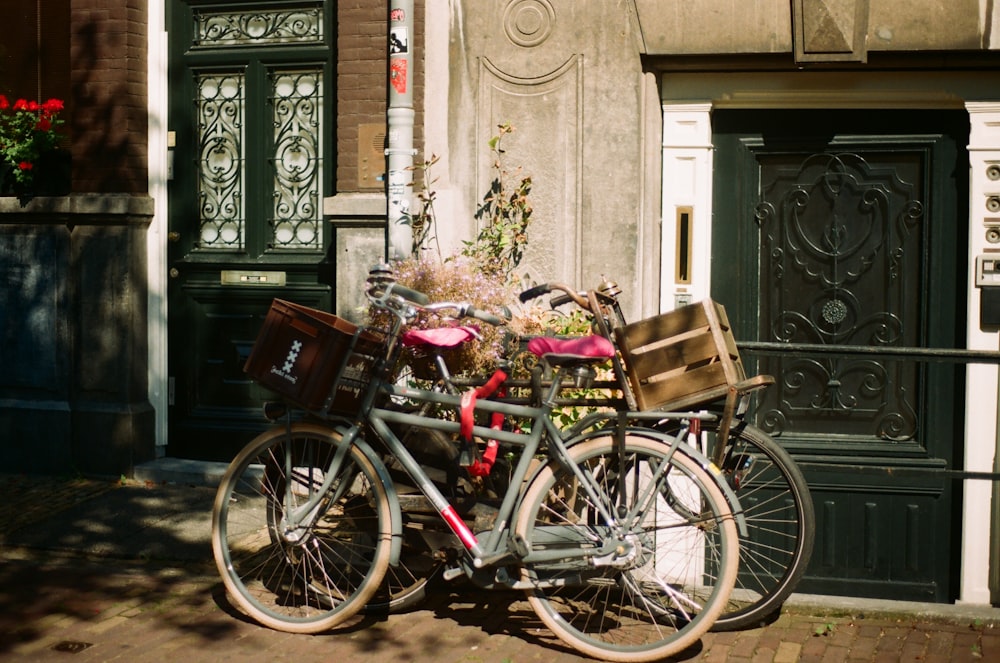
[167,1,335,460]
[712,110,968,602]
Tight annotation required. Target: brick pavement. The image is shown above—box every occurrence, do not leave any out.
[0,473,119,535]
[1,549,997,663]
[1,473,999,662]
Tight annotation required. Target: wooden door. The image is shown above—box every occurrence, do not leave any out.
[166,1,334,460]
[712,109,968,601]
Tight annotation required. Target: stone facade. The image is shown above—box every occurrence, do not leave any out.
[1,0,152,477]
[0,196,154,476]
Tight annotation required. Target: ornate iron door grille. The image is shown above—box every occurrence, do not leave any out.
[753,150,925,445]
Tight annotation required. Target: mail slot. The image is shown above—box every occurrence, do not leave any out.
[221,270,287,286]
[975,255,1000,326]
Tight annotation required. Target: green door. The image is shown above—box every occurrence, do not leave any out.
[167,1,334,460]
[712,109,968,602]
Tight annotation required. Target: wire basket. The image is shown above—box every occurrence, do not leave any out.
[244,299,386,415]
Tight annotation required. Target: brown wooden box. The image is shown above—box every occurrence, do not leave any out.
[615,299,749,412]
[244,299,384,414]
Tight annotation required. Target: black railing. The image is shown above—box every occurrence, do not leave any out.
[739,341,1000,481]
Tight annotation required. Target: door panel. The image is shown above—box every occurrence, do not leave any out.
[167,1,334,460]
[712,110,968,601]
[754,150,924,443]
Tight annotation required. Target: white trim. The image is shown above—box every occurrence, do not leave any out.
[959,102,1000,606]
[660,103,713,312]
[148,0,169,453]
[421,0,461,256]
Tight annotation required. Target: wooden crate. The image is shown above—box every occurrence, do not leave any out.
[615,299,770,417]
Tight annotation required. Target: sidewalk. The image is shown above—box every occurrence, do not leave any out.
[1,464,999,662]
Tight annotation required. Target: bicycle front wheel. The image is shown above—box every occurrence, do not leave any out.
[514,435,739,662]
[212,422,392,633]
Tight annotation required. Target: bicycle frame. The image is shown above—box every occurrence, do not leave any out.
[277,351,733,593]
[388,367,695,576]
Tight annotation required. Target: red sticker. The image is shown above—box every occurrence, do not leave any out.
[390,58,407,94]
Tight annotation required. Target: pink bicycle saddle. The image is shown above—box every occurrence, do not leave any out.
[526,335,615,364]
[401,325,480,349]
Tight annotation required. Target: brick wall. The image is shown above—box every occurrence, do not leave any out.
[337,0,424,192]
[69,0,148,194]
[0,0,71,102]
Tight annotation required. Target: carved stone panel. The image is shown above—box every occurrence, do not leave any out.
[449,1,652,310]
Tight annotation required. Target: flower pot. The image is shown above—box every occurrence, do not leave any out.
[0,149,70,202]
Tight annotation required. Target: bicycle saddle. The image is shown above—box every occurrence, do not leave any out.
[526,335,615,366]
[401,325,480,349]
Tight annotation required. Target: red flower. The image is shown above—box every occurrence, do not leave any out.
[13,98,28,111]
[42,99,64,113]
[36,118,51,132]
[0,95,8,110]
[18,161,33,171]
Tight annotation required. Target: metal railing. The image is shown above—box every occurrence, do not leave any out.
[740,340,1000,604]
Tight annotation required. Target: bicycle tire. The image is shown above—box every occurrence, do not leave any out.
[365,425,515,613]
[514,434,740,662]
[704,422,815,631]
[212,422,392,633]
[363,427,459,613]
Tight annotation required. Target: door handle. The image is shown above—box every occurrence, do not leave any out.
[168,231,181,242]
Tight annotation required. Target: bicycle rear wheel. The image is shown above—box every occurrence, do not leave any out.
[705,422,815,630]
[365,426,514,614]
[212,422,391,633]
[364,427,461,613]
[514,435,739,662]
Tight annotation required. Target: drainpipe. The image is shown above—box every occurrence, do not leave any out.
[387,0,415,261]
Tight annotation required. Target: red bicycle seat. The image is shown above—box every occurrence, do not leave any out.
[526,335,615,365]
[401,325,480,349]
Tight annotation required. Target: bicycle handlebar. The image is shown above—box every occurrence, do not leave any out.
[370,281,509,328]
[385,282,430,306]
[518,283,553,303]
[463,305,507,327]
[518,282,590,309]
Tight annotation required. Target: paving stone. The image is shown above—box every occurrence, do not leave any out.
[3,472,1000,663]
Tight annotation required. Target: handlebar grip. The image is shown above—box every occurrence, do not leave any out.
[548,293,573,308]
[387,283,430,306]
[518,283,553,303]
[465,305,507,327]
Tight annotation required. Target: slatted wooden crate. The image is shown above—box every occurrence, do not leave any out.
[614,299,772,429]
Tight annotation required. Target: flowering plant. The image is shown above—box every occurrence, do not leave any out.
[0,95,65,191]
[370,123,536,377]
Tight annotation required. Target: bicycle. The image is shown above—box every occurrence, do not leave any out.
[518,279,816,631]
[212,276,743,662]
[360,273,815,631]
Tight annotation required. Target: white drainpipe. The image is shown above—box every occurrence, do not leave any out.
[387,0,415,260]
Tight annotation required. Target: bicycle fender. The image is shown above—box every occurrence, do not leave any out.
[331,423,405,567]
[564,426,749,537]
